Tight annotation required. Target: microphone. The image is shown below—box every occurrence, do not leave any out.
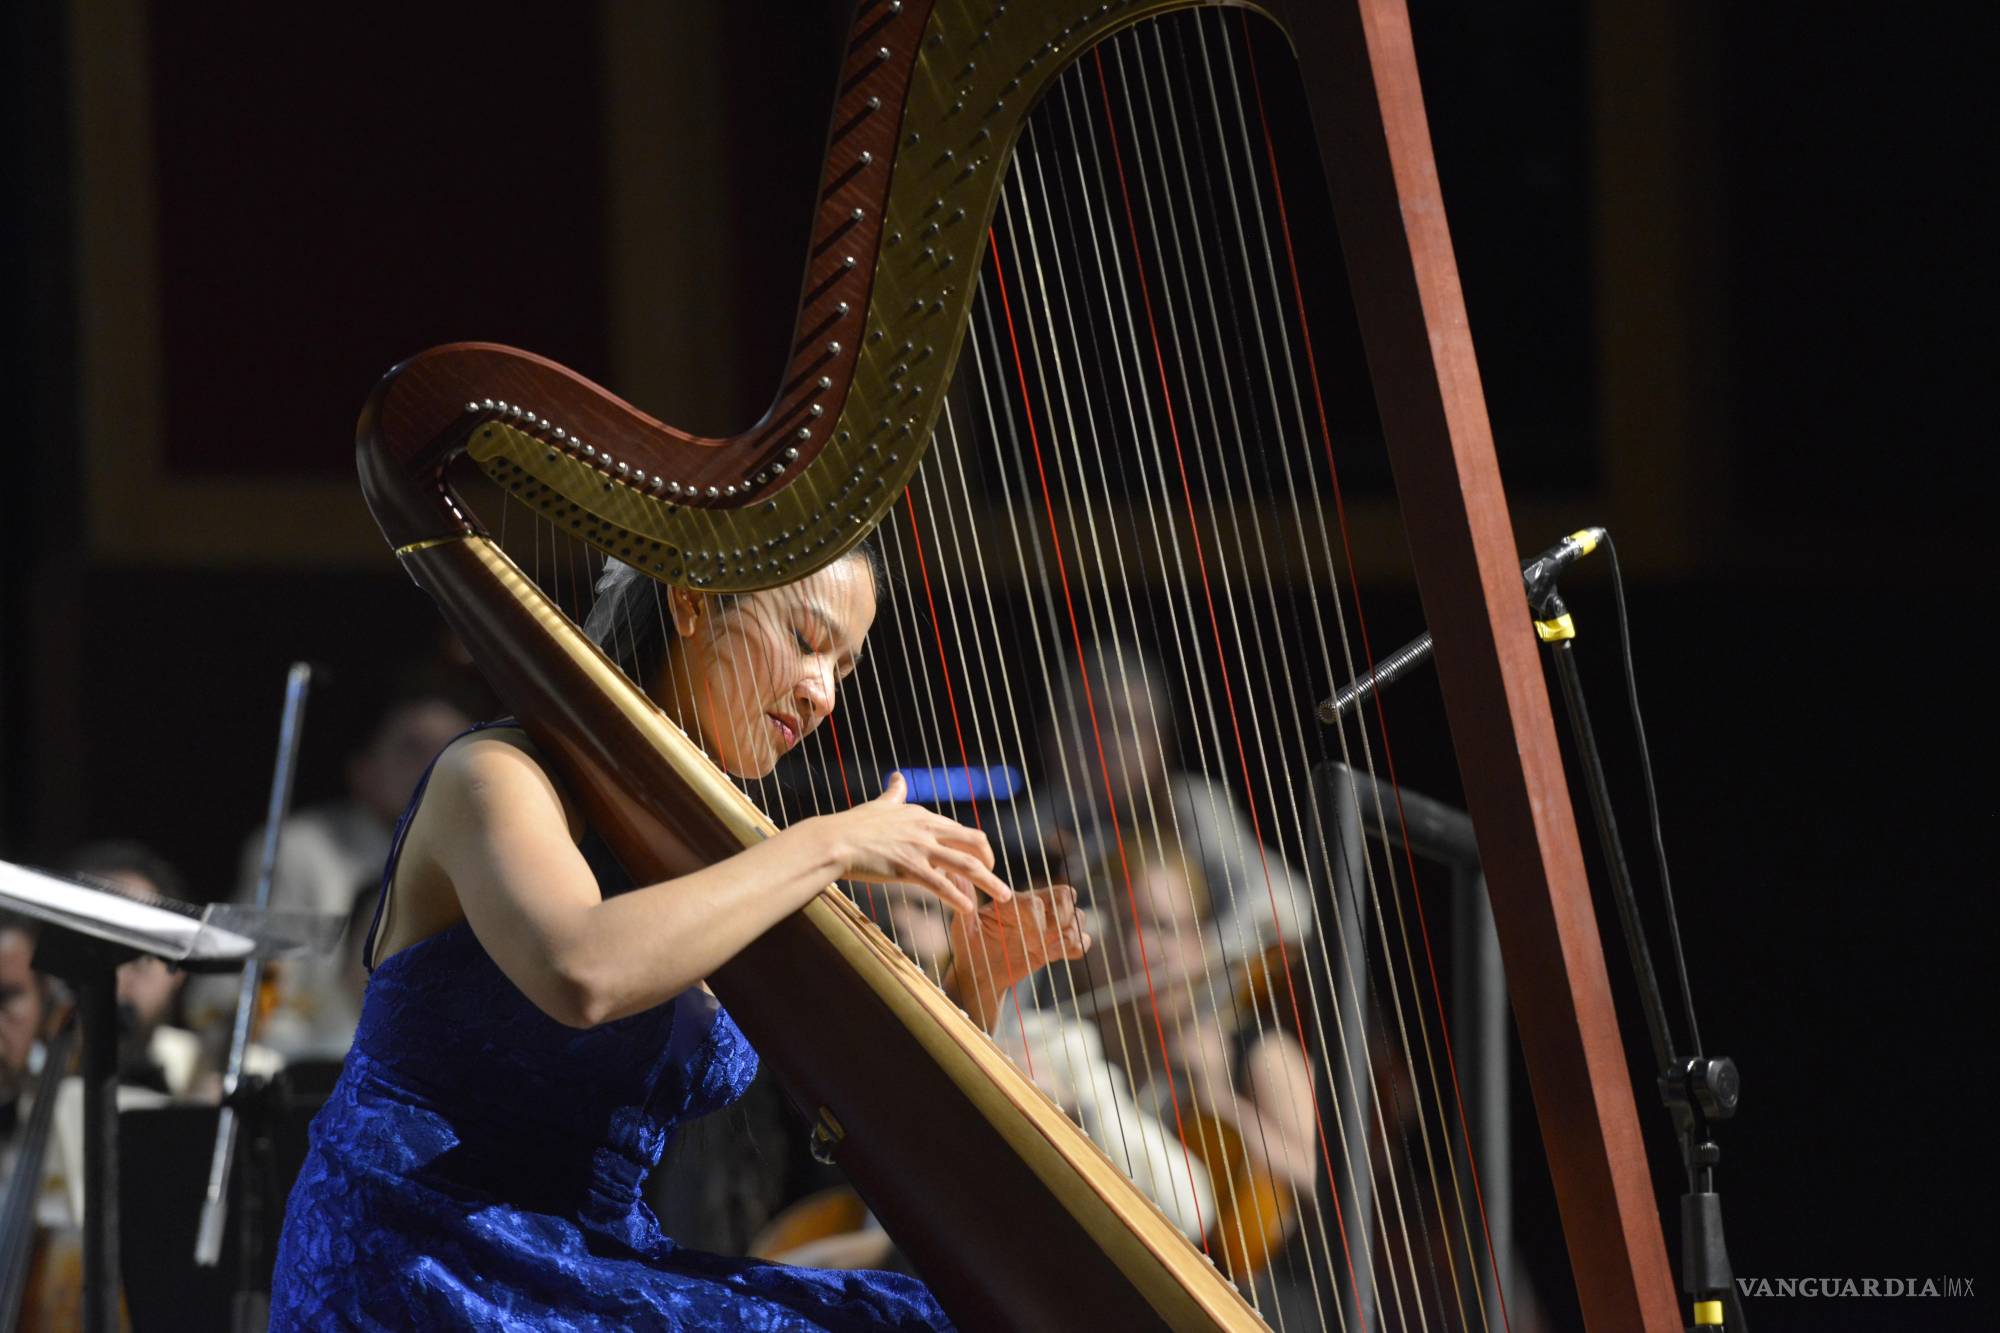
[1316,527,1607,724]
[1521,526,1606,616]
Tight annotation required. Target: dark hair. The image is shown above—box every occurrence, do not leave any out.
[584,537,884,690]
[61,839,188,904]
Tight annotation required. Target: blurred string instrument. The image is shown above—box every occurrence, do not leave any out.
[356,0,1679,1327]
[0,1007,129,1332]
[0,1007,79,1333]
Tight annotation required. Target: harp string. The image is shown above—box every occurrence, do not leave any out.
[985,212,1222,1250]
[1136,18,1448,1320]
[901,480,1034,1059]
[1033,51,1330,1309]
[1221,10,1519,1327]
[1090,37,1387,1310]
[957,303,1182,1211]
[1161,30,1396,1320]
[1143,15,1425,1321]
[1004,113,1340,1310]
[1000,152,1278,1296]
[1035,70,1276,1264]
[908,435,1070,1050]
[1116,30,1365,1317]
[923,397,1119,1166]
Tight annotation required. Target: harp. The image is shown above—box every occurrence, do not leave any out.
[358,1,1679,1328]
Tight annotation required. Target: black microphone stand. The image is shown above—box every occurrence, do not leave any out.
[1526,566,1745,1332]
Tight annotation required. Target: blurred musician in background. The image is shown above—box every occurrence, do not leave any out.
[188,691,472,1066]
[1026,638,1313,955]
[61,841,199,1098]
[0,914,49,1167]
[1002,831,1318,1305]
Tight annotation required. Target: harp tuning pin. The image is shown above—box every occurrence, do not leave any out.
[784,446,801,461]
[858,151,874,165]
[480,398,497,410]
[796,427,812,441]
[650,477,666,493]
[876,46,891,62]
[705,486,720,499]
[724,484,738,496]
[633,468,647,483]
[772,462,787,475]
[842,255,857,270]
[827,341,843,356]
[850,208,865,223]
[582,444,597,459]
[667,481,683,495]
[809,404,824,417]
[818,375,833,389]
[836,300,850,315]
[616,461,630,476]
[865,95,881,110]
[463,401,480,414]
[553,427,567,440]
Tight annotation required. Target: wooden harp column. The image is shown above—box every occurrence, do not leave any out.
[359,0,1680,1327]
[1269,1,1681,1328]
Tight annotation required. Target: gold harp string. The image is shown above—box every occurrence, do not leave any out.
[926,393,1104,1106]
[1047,55,1321,1296]
[1139,17,1409,1316]
[1006,121,1282,1302]
[907,428,1068,1043]
[1225,9,1519,1326]
[1112,36,1360,1312]
[958,294,1176,1210]
[994,183,1246,1256]
[981,201,1223,1251]
[895,475,1019,1043]
[1091,33,1359,1315]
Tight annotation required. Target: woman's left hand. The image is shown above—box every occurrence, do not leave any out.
[943,884,1092,1031]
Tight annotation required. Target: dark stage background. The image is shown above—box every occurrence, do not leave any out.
[2,2,1984,1329]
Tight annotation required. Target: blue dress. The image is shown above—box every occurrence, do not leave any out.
[270,732,952,1330]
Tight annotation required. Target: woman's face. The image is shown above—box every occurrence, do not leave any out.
[658,556,877,780]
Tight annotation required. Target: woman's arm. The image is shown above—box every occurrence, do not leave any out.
[417,739,1010,1028]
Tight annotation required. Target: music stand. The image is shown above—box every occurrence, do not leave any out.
[1,858,334,1333]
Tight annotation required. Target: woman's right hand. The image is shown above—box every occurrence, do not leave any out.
[810,772,1013,915]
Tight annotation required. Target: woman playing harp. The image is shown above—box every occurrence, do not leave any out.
[268,543,1090,1330]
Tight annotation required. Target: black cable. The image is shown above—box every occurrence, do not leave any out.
[1603,536,1703,1063]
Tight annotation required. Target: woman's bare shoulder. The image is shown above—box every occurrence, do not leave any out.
[428,726,583,839]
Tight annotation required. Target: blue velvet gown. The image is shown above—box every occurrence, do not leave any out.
[270,731,952,1330]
